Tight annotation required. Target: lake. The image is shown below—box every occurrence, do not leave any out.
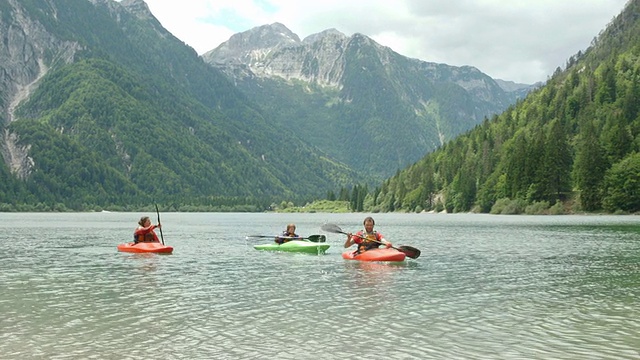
[1,212,640,359]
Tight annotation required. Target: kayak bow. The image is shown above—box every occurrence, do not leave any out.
[254,240,329,254]
[342,248,405,262]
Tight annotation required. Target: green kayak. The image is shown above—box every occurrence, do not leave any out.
[253,240,330,254]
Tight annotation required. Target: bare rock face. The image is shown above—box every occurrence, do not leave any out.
[203,23,352,88]
[204,22,300,65]
[0,0,81,179]
[203,23,532,98]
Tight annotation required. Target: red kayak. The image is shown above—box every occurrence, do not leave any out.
[342,248,406,262]
[117,242,173,254]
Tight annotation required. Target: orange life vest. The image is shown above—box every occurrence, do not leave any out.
[356,231,382,253]
[133,226,159,243]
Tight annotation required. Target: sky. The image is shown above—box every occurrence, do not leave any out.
[138,0,629,84]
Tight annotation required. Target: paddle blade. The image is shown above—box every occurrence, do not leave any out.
[321,223,346,234]
[397,245,421,259]
[307,235,326,243]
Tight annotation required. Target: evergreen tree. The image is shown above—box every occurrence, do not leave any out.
[602,152,640,212]
[602,113,632,164]
[504,130,529,198]
[542,119,573,202]
[573,119,606,210]
[339,187,350,201]
[622,70,640,122]
[350,184,359,211]
[595,61,617,104]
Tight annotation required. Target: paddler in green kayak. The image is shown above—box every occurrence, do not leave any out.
[275,223,300,244]
[344,216,393,253]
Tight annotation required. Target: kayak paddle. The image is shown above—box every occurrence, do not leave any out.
[321,223,421,259]
[155,204,165,245]
[246,234,326,243]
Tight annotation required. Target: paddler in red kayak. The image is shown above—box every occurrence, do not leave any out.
[275,223,300,244]
[134,216,162,243]
[344,216,392,253]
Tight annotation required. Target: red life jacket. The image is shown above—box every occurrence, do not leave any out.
[133,226,159,243]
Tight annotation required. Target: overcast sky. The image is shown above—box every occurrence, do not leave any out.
[138,0,629,84]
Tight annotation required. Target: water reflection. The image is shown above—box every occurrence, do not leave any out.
[344,260,406,286]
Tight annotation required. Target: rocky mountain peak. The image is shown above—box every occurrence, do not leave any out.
[120,0,155,20]
[256,22,301,45]
[302,28,347,44]
[203,22,301,65]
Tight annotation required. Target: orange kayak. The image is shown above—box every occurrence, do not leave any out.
[342,248,405,262]
[117,242,173,254]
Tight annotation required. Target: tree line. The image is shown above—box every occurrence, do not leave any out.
[339,1,640,214]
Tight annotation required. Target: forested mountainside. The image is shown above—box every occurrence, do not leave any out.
[363,0,640,214]
[203,23,534,178]
[0,0,357,211]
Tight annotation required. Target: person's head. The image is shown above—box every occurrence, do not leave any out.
[286,223,296,233]
[363,217,375,232]
[138,216,151,227]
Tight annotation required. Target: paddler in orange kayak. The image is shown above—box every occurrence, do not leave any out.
[134,216,162,244]
[344,216,392,253]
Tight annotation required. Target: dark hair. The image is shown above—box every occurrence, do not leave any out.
[363,216,375,225]
[138,216,150,226]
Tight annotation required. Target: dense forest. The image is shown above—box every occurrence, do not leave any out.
[0,0,356,212]
[2,0,639,213]
[349,0,640,214]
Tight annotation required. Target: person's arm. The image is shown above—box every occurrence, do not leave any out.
[378,233,392,248]
[344,233,353,248]
[134,224,161,242]
[134,224,159,235]
[276,231,296,244]
[344,232,363,248]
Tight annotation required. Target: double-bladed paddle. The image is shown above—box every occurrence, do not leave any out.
[320,223,421,259]
[245,234,326,243]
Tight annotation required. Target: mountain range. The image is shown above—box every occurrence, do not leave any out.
[202,22,535,176]
[0,0,532,210]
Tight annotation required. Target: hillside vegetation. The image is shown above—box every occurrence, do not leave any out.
[0,0,356,211]
[357,0,640,214]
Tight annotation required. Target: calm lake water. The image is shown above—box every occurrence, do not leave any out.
[1,212,640,359]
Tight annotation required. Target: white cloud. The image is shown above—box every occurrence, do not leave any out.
[140,0,628,83]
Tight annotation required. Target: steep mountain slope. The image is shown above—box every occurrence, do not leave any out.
[203,23,535,178]
[0,0,356,210]
[370,0,640,214]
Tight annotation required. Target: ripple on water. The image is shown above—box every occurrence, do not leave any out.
[2,213,640,359]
